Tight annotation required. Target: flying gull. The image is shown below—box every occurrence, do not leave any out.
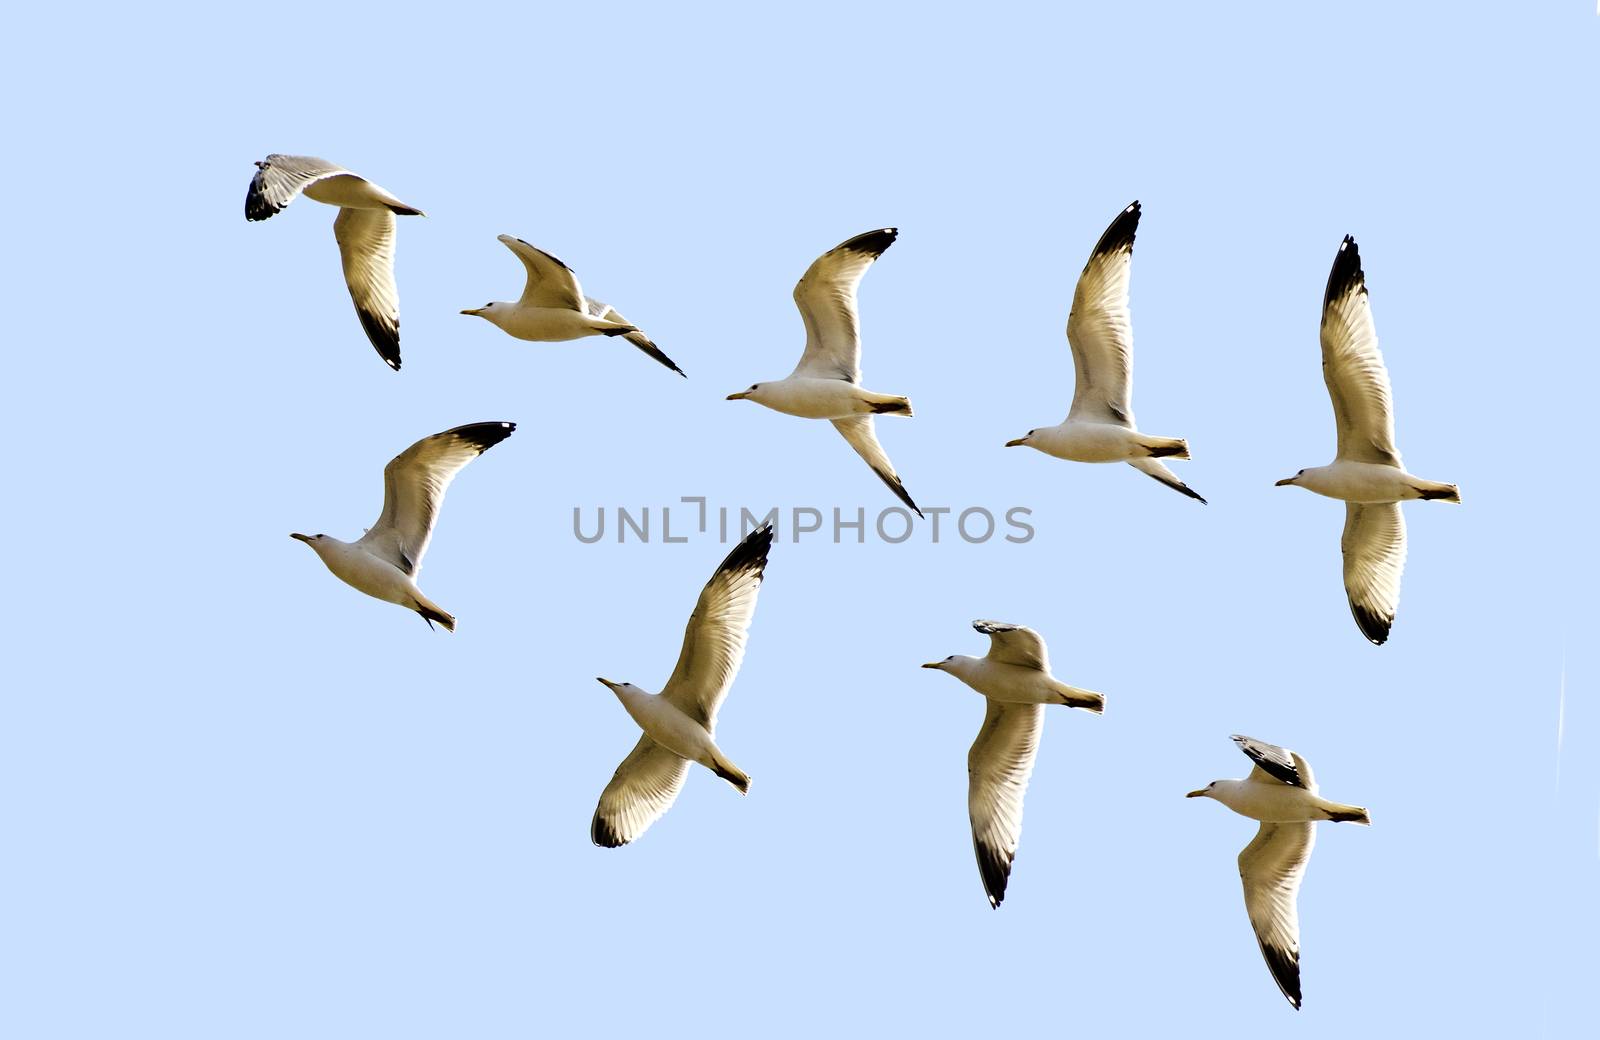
[1275,236,1460,644]
[922,620,1104,907]
[591,523,773,846]
[245,154,424,371]
[1005,202,1205,502]
[461,235,684,377]
[726,229,921,515]
[291,422,515,631]
[1187,735,1370,1010]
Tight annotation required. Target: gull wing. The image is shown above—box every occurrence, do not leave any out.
[971,619,1049,671]
[1231,734,1316,791]
[245,154,346,221]
[790,228,898,383]
[1239,822,1316,1009]
[355,422,515,577]
[968,701,1044,908]
[333,207,402,370]
[1128,457,1207,503]
[659,524,774,732]
[1341,502,1406,645]
[498,235,586,311]
[1320,236,1401,466]
[586,298,685,376]
[590,736,692,847]
[1065,201,1139,427]
[830,416,921,517]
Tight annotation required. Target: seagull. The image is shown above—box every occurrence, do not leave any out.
[290,422,515,631]
[726,229,921,516]
[1004,202,1205,503]
[591,524,773,847]
[245,154,424,371]
[1275,236,1460,644]
[461,235,684,377]
[1187,735,1370,1010]
[921,620,1104,907]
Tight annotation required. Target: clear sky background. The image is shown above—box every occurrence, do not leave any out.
[2,2,1596,1036]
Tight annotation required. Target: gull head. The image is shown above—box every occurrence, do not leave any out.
[726,383,763,403]
[1004,430,1036,448]
[461,302,506,322]
[1186,781,1217,799]
[596,677,639,697]
[1275,470,1305,488]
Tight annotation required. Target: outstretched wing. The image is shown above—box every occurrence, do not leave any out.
[245,154,346,221]
[968,701,1044,908]
[1341,502,1406,645]
[971,619,1049,671]
[356,422,516,576]
[497,235,586,311]
[1321,236,1401,466]
[586,298,685,377]
[791,228,898,383]
[1239,822,1316,1010]
[590,736,691,847]
[1128,458,1207,503]
[1065,201,1138,426]
[333,207,402,370]
[659,524,774,731]
[830,416,921,517]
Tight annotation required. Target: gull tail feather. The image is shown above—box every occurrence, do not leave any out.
[866,393,913,416]
[709,751,751,795]
[1139,435,1189,460]
[1321,802,1370,825]
[1416,480,1460,503]
[413,595,456,633]
[1055,684,1105,714]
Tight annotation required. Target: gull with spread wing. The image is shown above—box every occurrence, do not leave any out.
[1187,735,1370,1010]
[591,524,774,847]
[922,620,1105,908]
[290,422,515,631]
[245,154,424,371]
[462,235,684,376]
[726,229,921,515]
[1275,236,1460,644]
[1005,202,1204,503]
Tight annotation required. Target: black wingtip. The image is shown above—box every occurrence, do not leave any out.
[448,421,517,454]
[1324,234,1367,310]
[1349,600,1392,645]
[1086,200,1141,264]
[591,815,628,848]
[838,227,899,258]
[354,310,402,370]
[1258,939,1303,1010]
[974,840,1012,909]
[717,522,775,580]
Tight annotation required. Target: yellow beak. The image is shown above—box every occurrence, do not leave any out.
[1185,789,1208,798]
[726,390,751,401]
[1004,438,1027,448]
[1274,477,1296,487]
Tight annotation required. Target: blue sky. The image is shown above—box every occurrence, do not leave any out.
[2,2,1596,1036]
